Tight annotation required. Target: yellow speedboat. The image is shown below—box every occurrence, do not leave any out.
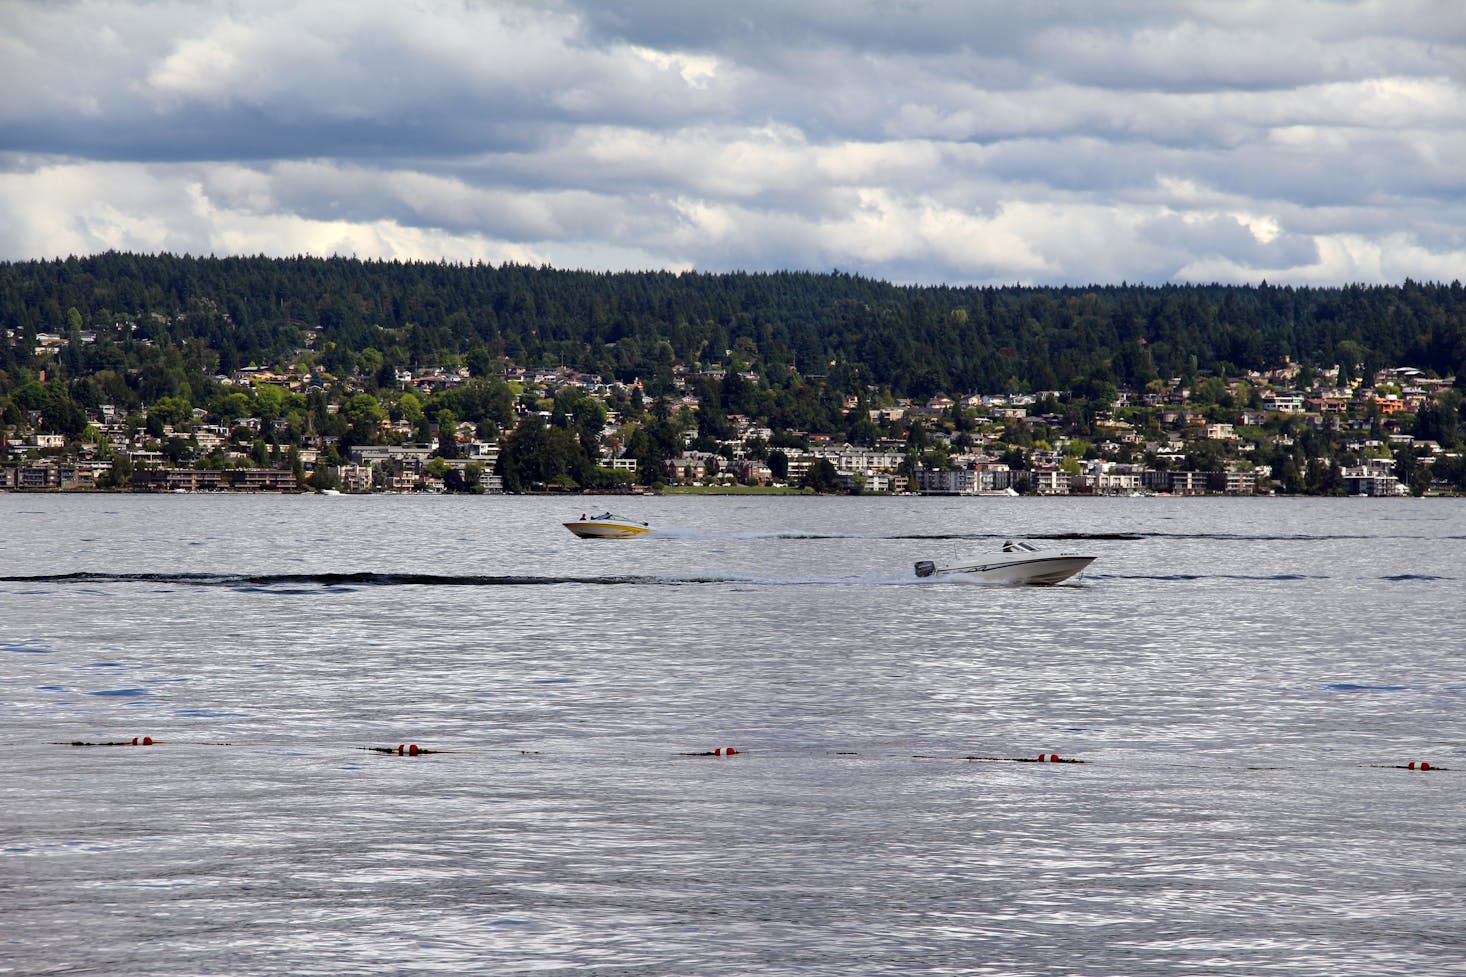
[563,512,652,539]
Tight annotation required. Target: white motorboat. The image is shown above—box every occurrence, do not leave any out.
[914,540,1096,585]
[563,512,652,539]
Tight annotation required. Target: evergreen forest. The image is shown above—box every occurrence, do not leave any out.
[3,253,1464,408]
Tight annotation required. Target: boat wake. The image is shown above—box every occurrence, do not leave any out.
[671,530,1425,542]
[893,531,1142,541]
[649,528,854,540]
[1,571,736,588]
[1091,572,1329,581]
[0,571,914,590]
[578,528,1453,543]
[891,530,1409,542]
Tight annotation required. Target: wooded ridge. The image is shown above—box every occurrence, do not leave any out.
[4,253,1464,398]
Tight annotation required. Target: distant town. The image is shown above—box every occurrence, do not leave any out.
[4,332,1461,497]
[5,258,1465,497]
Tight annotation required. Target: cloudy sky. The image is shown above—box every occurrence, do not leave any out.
[2,0,1464,285]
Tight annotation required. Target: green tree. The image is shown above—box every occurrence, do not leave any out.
[307,465,340,491]
[42,396,89,439]
[214,391,253,423]
[342,394,386,445]
[163,436,194,463]
[399,392,425,425]
[101,454,134,489]
[357,347,385,381]
[1413,398,1460,447]
[801,457,841,493]
[444,461,485,494]
[150,395,193,427]
[254,384,287,423]
[496,414,585,492]
[436,409,461,458]
[287,445,304,486]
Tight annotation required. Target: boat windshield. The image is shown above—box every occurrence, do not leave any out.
[1002,540,1039,552]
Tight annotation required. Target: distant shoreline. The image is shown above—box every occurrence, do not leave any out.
[3,487,1458,498]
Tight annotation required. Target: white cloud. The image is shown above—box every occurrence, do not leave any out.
[146,22,255,106]
[629,45,721,89]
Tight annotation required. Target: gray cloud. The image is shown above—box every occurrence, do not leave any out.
[1,0,1463,284]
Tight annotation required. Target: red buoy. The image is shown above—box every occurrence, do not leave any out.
[142,736,153,746]
[1420,761,1432,770]
[408,744,420,756]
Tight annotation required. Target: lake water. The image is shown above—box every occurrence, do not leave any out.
[2,493,1463,976]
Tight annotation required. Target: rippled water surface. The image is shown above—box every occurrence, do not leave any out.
[2,494,1463,976]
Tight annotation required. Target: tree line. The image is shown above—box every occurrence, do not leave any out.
[3,253,1463,400]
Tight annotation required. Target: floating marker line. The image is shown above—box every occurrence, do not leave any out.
[39,737,1454,772]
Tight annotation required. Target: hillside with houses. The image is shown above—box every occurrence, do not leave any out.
[2,255,1463,495]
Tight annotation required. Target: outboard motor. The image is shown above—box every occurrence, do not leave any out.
[914,560,937,578]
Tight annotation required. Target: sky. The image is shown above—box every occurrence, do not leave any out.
[2,0,1465,286]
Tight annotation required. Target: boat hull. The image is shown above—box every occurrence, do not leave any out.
[917,554,1095,585]
[563,520,652,539]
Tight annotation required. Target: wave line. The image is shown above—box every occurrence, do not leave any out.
[0,571,744,588]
